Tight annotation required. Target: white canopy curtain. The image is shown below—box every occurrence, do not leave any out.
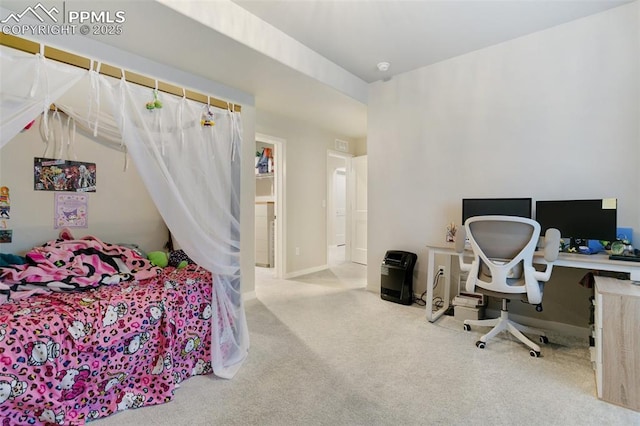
[0,45,85,148]
[0,44,248,378]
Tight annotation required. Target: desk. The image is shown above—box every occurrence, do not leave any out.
[425,244,640,323]
[425,244,640,412]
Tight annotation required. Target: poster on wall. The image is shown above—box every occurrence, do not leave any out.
[54,193,88,229]
[0,230,12,243]
[34,158,96,192]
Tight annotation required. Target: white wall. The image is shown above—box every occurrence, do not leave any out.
[367,3,639,327]
[255,110,357,275]
[0,117,167,254]
[352,138,368,157]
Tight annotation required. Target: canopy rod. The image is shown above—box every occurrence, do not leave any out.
[0,33,241,112]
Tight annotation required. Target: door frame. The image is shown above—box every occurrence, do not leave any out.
[350,155,367,265]
[256,133,286,279]
[326,150,353,264]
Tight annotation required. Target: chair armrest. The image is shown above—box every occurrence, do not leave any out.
[543,228,561,262]
[459,255,472,272]
[533,228,561,282]
[455,226,466,254]
[456,226,472,272]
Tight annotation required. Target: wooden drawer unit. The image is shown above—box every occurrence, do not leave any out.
[594,277,640,411]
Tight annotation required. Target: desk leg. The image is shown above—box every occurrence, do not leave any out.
[443,255,451,313]
[426,249,451,322]
[426,250,435,322]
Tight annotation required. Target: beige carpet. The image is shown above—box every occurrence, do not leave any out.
[95,261,639,425]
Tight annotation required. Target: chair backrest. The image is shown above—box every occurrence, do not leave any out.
[464,215,541,301]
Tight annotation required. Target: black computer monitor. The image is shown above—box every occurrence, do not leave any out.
[462,198,532,224]
[535,199,617,243]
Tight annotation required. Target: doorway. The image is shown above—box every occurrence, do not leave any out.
[255,133,286,279]
[326,151,351,267]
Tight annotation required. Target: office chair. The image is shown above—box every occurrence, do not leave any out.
[455,215,561,357]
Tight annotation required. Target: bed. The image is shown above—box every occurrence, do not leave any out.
[0,232,228,425]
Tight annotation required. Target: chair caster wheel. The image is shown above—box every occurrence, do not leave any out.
[476,341,485,349]
[530,350,540,357]
[539,336,549,344]
[463,324,471,331]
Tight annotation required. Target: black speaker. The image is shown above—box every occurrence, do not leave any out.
[380,250,417,305]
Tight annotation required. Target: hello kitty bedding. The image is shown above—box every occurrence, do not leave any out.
[0,263,220,425]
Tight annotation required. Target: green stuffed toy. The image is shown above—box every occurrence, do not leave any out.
[147,251,168,268]
[148,250,189,269]
[168,249,191,269]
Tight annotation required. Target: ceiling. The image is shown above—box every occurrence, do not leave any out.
[233,0,631,84]
[1,0,632,139]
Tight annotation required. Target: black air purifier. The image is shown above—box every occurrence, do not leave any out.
[380,250,417,305]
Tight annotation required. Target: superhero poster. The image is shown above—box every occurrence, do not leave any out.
[34,158,96,192]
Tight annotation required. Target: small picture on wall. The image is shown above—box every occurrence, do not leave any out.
[34,158,96,192]
[55,193,88,229]
[0,186,10,219]
[0,230,12,243]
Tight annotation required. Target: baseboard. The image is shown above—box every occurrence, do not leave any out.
[485,308,590,338]
[285,264,328,279]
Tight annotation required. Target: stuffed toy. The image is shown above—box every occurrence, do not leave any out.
[168,250,194,269]
[148,250,193,269]
[147,251,168,268]
[145,90,163,110]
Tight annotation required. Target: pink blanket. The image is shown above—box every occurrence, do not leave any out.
[0,235,160,293]
[0,264,219,425]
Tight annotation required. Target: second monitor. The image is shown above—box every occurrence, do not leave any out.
[535,199,617,248]
[462,197,532,225]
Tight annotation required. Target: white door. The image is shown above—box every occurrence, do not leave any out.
[351,155,367,265]
[333,169,346,246]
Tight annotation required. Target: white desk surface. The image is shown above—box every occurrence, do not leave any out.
[425,243,640,322]
[427,243,640,273]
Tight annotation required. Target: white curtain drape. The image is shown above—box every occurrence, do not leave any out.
[0,47,248,378]
[100,74,248,378]
[0,45,85,149]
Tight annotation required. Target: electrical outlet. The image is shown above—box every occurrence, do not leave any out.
[295,247,300,256]
[438,265,446,274]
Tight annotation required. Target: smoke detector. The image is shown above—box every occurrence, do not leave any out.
[376,62,390,72]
